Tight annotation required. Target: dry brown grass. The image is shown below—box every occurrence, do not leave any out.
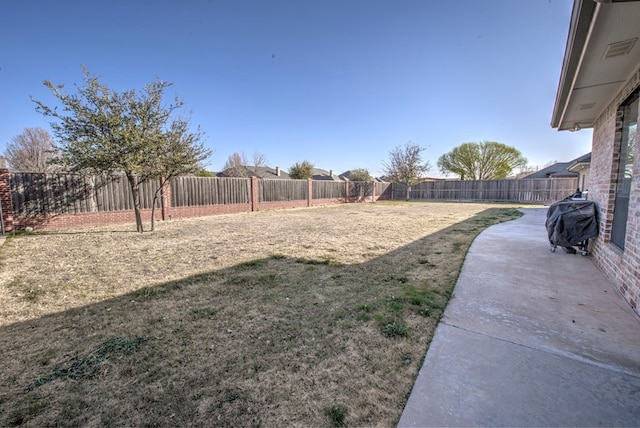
[0,201,524,427]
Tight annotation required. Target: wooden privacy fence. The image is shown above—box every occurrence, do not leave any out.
[393,178,578,203]
[312,180,344,200]
[2,171,577,231]
[261,179,308,202]
[171,176,250,206]
[10,173,161,215]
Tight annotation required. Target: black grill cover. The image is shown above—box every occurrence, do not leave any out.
[546,200,598,248]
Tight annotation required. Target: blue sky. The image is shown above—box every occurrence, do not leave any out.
[0,0,592,177]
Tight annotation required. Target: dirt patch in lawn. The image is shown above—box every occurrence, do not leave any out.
[0,202,524,427]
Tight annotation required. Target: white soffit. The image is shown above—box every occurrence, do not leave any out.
[574,3,640,90]
[558,1,640,130]
[564,82,622,125]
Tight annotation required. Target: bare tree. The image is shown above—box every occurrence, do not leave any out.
[222,151,268,176]
[4,127,59,172]
[222,152,249,177]
[382,142,431,200]
[251,151,268,173]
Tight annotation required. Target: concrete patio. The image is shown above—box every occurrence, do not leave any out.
[399,207,640,427]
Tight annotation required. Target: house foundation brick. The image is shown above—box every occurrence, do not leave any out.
[589,65,640,317]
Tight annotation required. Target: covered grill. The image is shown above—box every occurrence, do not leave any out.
[546,199,598,255]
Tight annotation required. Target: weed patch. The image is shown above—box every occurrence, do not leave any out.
[379,317,409,338]
[325,404,348,427]
[295,255,342,266]
[27,336,147,391]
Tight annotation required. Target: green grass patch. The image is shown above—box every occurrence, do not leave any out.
[325,404,348,427]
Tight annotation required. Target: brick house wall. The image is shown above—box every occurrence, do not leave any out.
[589,67,640,315]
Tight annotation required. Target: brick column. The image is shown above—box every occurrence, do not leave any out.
[0,160,14,233]
[372,181,376,202]
[251,177,259,211]
[307,178,312,207]
[345,179,350,203]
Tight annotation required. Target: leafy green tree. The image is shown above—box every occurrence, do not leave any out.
[196,169,216,177]
[147,117,209,231]
[437,141,527,180]
[289,160,314,179]
[32,66,210,232]
[347,168,374,201]
[382,142,431,200]
[348,168,372,182]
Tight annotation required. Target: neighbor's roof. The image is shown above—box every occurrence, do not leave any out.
[525,153,590,179]
[217,166,290,179]
[552,0,640,131]
[568,152,591,173]
[311,168,341,181]
[525,162,578,179]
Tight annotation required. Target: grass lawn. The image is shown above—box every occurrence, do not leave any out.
[0,201,524,427]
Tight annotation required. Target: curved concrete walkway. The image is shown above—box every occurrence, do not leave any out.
[399,208,640,427]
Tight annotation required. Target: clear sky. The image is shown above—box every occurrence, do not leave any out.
[0,0,592,177]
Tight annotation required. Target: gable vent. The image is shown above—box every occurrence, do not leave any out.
[603,38,637,59]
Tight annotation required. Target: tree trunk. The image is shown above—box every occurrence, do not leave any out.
[126,173,144,233]
[406,185,411,201]
[150,184,163,232]
[150,177,171,232]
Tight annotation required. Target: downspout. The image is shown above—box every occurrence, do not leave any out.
[558,1,602,128]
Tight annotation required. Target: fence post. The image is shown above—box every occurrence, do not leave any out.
[307,178,312,207]
[372,181,376,202]
[251,177,259,211]
[0,159,14,233]
[390,182,394,201]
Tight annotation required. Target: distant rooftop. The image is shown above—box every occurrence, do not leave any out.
[217,165,290,179]
[524,153,590,179]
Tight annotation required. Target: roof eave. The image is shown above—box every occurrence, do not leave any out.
[551,0,598,130]
[568,161,591,172]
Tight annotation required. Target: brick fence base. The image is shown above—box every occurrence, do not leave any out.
[1,172,389,232]
[0,167,14,233]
